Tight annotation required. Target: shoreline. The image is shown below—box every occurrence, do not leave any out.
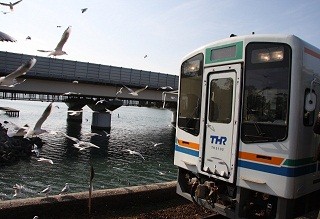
[0,181,180,218]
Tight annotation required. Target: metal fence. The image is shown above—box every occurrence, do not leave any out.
[0,51,179,89]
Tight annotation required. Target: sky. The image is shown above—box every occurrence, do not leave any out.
[1,0,320,76]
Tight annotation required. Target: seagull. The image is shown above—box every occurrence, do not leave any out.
[24,102,53,138]
[36,157,53,164]
[59,183,70,195]
[152,142,164,147]
[39,185,51,197]
[81,8,88,13]
[122,149,145,160]
[6,122,29,137]
[115,87,123,96]
[26,36,31,40]
[67,110,82,116]
[37,26,71,56]
[95,99,107,105]
[82,132,101,137]
[144,55,147,58]
[159,86,173,90]
[62,133,100,150]
[1,11,9,14]
[0,0,22,11]
[0,30,16,42]
[123,85,148,96]
[0,58,36,87]
[72,80,78,84]
[57,25,61,28]
[62,91,81,96]
[12,184,26,197]
[31,144,40,157]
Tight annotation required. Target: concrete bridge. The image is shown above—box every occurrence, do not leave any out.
[0,51,179,130]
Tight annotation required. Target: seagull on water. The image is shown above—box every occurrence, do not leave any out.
[122,149,145,160]
[37,26,71,56]
[31,144,40,157]
[0,0,22,11]
[62,133,100,151]
[39,185,51,197]
[36,157,53,164]
[0,58,36,87]
[123,85,148,96]
[60,183,70,195]
[24,102,53,138]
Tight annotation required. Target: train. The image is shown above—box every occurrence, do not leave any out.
[174,34,320,218]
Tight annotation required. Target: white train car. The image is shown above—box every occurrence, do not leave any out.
[174,34,320,218]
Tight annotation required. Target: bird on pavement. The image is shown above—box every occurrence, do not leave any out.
[39,185,51,197]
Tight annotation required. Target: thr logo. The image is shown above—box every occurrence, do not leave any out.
[210,135,227,145]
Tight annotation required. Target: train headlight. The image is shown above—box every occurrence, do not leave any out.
[252,47,284,63]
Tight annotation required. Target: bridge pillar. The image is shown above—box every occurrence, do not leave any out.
[91,111,111,131]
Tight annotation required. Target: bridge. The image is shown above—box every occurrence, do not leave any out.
[0,51,179,130]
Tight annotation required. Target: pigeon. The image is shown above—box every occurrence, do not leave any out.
[37,26,71,56]
[0,58,36,87]
[122,149,145,160]
[39,185,51,197]
[24,102,53,138]
[123,85,148,96]
[81,8,88,13]
[0,0,22,11]
[59,183,70,195]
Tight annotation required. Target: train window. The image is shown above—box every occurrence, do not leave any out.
[178,53,204,136]
[241,42,291,143]
[209,78,233,123]
[304,89,315,126]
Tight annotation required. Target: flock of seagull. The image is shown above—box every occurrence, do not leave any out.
[0,0,175,200]
[3,99,167,199]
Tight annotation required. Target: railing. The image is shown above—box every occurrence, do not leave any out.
[0,51,179,90]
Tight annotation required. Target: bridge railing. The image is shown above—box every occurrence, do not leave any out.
[0,51,179,90]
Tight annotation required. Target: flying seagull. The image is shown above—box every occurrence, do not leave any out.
[24,102,53,138]
[0,58,36,87]
[115,87,123,96]
[36,157,54,164]
[0,0,22,11]
[62,133,100,150]
[7,123,29,137]
[122,149,145,160]
[37,26,71,56]
[26,36,31,40]
[123,85,148,96]
[81,8,88,13]
[152,142,164,147]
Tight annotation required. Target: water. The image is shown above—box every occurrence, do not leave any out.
[0,99,177,200]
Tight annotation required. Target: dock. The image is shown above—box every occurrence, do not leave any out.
[0,107,20,117]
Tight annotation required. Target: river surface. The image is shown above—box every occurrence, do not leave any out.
[0,99,177,200]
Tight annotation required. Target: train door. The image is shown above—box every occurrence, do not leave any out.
[202,64,241,183]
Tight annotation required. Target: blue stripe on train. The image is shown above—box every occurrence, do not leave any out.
[175,144,199,157]
[238,160,317,177]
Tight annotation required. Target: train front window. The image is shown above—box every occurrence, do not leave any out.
[241,43,291,143]
[178,53,204,136]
